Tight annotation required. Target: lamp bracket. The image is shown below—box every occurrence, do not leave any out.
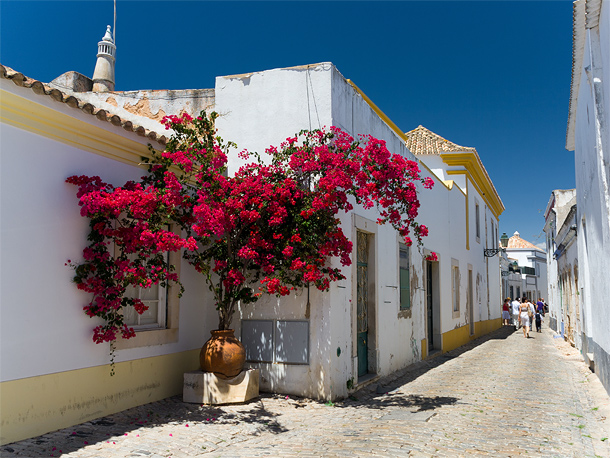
[484,248,501,257]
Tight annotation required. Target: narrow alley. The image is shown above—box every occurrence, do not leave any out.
[3,321,610,458]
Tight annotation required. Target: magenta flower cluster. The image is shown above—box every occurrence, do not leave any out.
[67,111,434,343]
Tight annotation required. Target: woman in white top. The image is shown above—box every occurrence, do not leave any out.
[519,296,531,338]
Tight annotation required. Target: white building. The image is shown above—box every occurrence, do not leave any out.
[544,189,579,343]
[217,66,504,399]
[0,37,504,443]
[504,232,548,302]
[566,0,610,393]
[499,240,524,302]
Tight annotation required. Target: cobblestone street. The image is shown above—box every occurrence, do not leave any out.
[3,321,610,458]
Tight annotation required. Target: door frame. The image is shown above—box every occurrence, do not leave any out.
[352,215,377,382]
[425,256,441,353]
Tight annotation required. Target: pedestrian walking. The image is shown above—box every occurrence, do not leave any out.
[535,298,545,332]
[502,297,511,326]
[520,296,531,338]
[511,297,521,330]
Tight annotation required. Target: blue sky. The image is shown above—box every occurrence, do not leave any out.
[1,1,575,248]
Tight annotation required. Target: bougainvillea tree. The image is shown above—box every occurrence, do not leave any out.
[67,111,434,344]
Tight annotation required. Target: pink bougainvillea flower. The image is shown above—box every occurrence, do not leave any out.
[67,111,433,355]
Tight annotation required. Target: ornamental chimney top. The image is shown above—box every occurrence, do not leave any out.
[92,25,116,92]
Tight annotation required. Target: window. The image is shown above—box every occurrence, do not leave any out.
[399,245,410,310]
[452,262,460,313]
[475,203,481,241]
[491,221,496,248]
[114,225,181,350]
[123,251,168,330]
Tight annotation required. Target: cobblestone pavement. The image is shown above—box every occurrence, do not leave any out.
[3,319,610,458]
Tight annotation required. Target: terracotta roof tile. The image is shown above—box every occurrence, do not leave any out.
[507,231,545,252]
[0,64,167,146]
[404,125,477,155]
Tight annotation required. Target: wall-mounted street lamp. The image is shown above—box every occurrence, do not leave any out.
[500,232,509,248]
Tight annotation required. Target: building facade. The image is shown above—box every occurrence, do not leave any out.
[504,232,548,303]
[544,189,579,342]
[1,55,504,443]
[566,0,610,394]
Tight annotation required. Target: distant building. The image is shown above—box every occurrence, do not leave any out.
[504,232,548,302]
[498,241,524,302]
[543,189,579,344]
[566,0,609,394]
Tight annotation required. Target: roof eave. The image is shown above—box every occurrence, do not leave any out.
[566,0,587,151]
[440,151,505,219]
[0,64,168,146]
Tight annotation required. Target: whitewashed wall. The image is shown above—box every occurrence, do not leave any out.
[215,63,502,399]
[215,63,337,398]
[573,0,610,393]
[0,84,216,383]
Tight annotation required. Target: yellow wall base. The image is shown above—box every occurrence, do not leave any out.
[0,349,200,445]
[441,318,502,353]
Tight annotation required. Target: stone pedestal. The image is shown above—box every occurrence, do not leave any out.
[183,369,259,405]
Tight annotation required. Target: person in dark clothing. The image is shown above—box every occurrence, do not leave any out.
[535,298,545,332]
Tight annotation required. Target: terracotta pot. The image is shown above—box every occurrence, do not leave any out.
[200,329,246,379]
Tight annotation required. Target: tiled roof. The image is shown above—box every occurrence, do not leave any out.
[404,125,477,155]
[0,64,167,146]
[507,231,544,252]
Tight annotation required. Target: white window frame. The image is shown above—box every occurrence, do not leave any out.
[114,224,182,350]
[122,250,168,330]
[452,259,460,317]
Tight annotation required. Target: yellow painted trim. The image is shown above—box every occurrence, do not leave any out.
[344,81,455,195]
[440,318,502,353]
[441,152,504,219]
[0,349,200,445]
[347,80,408,143]
[417,161,453,191]
[474,318,502,337]
[0,89,156,167]
[439,179,466,197]
[421,339,427,359]
[465,180,470,250]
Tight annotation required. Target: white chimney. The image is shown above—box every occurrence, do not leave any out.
[92,25,116,92]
